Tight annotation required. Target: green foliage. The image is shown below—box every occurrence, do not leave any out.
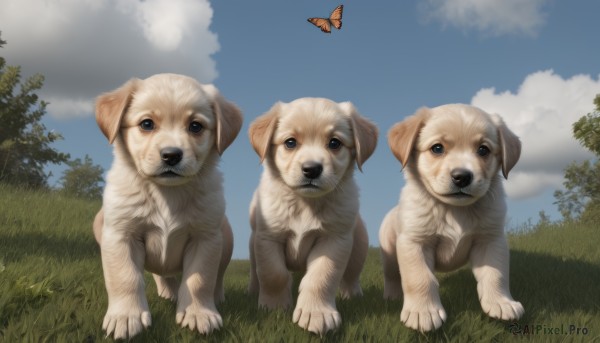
[572,94,600,155]
[1,185,599,342]
[0,33,69,188]
[580,201,600,225]
[554,94,600,220]
[59,154,104,200]
[536,210,551,227]
[554,160,600,220]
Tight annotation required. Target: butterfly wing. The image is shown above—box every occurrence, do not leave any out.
[329,4,343,30]
[307,17,332,33]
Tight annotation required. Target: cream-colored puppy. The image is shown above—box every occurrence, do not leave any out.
[248,98,377,335]
[93,73,242,339]
[379,104,523,332]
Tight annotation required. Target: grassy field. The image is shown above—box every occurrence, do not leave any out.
[1,184,599,342]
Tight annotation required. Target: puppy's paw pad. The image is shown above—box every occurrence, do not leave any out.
[293,304,341,335]
[400,303,446,332]
[102,310,151,339]
[481,297,524,321]
[176,308,223,334]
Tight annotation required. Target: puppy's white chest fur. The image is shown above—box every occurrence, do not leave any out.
[400,181,505,272]
[141,193,195,272]
[104,166,225,275]
[255,178,359,271]
[281,204,327,270]
[430,211,476,271]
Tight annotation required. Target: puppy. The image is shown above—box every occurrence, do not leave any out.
[92,73,242,339]
[379,104,523,332]
[248,98,377,335]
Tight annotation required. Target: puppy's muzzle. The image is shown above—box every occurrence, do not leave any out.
[302,162,323,179]
[450,168,473,188]
[161,147,183,166]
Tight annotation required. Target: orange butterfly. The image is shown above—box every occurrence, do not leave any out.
[307,4,343,33]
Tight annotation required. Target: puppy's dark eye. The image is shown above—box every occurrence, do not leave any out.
[431,144,444,155]
[189,121,204,134]
[140,119,154,131]
[328,138,342,150]
[284,138,297,149]
[477,145,491,157]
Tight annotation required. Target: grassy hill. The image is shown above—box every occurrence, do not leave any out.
[1,184,599,342]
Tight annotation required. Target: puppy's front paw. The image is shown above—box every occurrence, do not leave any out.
[481,296,524,321]
[383,280,403,300]
[102,307,151,339]
[293,302,341,335]
[176,306,223,334]
[153,275,179,301]
[400,296,446,332]
[214,284,225,304]
[339,281,363,299]
[258,289,292,310]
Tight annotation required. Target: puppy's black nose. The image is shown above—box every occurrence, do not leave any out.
[160,147,183,166]
[302,162,323,179]
[451,168,473,188]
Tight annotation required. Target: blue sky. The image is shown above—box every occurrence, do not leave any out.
[1,0,599,259]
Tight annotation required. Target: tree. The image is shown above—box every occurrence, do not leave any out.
[59,155,104,200]
[0,32,70,188]
[572,95,600,156]
[554,94,600,220]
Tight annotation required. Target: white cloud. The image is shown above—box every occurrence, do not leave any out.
[471,70,600,199]
[44,97,95,119]
[115,0,214,52]
[420,0,549,36]
[503,172,563,199]
[0,0,219,119]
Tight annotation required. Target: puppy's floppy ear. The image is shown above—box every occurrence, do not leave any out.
[95,78,139,144]
[339,102,378,171]
[491,114,521,179]
[201,84,243,155]
[249,102,281,163]
[388,107,430,168]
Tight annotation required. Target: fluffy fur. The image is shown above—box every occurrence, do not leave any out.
[93,73,242,339]
[248,98,378,335]
[379,104,524,332]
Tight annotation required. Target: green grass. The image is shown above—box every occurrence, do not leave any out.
[1,183,599,342]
